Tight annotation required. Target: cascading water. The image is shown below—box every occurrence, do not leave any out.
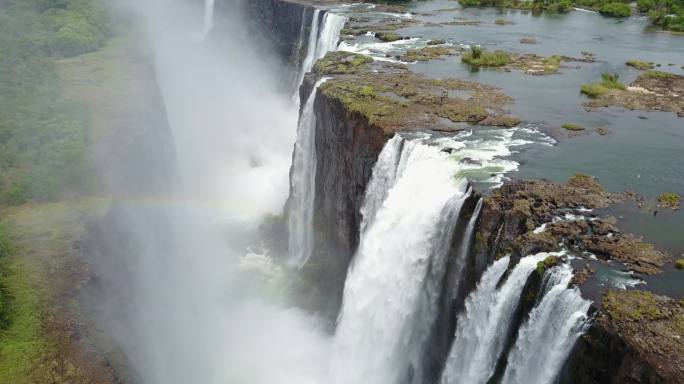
[288,78,328,267]
[289,8,309,94]
[292,9,321,102]
[202,0,215,40]
[314,13,348,61]
[441,252,565,384]
[501,264,592,384]
[292,10,347,103]
[332,136,471,384]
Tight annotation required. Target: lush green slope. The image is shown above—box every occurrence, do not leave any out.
[0,0,110,206]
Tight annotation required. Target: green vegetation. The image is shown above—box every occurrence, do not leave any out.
[314,52,373,75]
[676,259,684,270]
[458,0,572,12]
[0,0,112,206]
[626,60,656,70]
[400,46,456,62]
[321,81,403,125]
[599,2,632,17]
[640,70,680,79]
[581,72,626,98]
[658,192,681,208]
[495,19,515,25]
[562,123,586,131]
[642,0,684,32]
[604,290,666,321]
[536,255,561,275]
[462,47,512,67]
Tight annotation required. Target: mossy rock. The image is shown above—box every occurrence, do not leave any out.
[536,255,561,276]
[495,19,514,25]
[314,51,373,75]
[376,32,403,42]
[603,290,667,321]
[658,192,681,209]
[626,60,655,70]
[562,123,586,131]
[676,259,684,270]
[596,127,610,135]
[427,38,446,45]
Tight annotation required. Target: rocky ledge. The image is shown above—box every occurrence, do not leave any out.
[584,70,684,117]
[567,289,684,383]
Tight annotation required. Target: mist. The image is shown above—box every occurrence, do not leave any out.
[84,0,333,382]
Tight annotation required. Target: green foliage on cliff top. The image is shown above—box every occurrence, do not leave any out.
[604,290,665,321]
[314,52,373,75]
[0,0,111,206]
[320,81,404,125]
[536,255,561,275]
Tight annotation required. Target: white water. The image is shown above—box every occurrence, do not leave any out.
[288,78,328,267]
[201,0,215,40]
[442,252,564,384]
[314,13,348,61]
[501,264,592,384]
[292,11,347,103]
[332,136,471,384]
[292,9,321,102]
[289,8,309,94]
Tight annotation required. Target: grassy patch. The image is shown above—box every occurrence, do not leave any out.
[626,60,655,70]
[0,199,109,383]
[562,123,586,131]
[581,72,626,98]
[658,192,681,209]
[495,19,515,25]
[314,51,373,75]
[462,47,512,67]
[639,70,680,79]
[400,46,456,62]
[604,290,665,321]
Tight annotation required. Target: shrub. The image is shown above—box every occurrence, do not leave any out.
[637,0,657,12]
[581,83,609,98]
[601,72,626,89]
[599,2,632,17]
[463,48,512,67]
[626,60,655,70]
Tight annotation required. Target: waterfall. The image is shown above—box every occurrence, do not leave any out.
[201,0,215,40]
[314,13,348,61]
[501,264,592,384]
[287,78,328,267]
[332,136,471,384]
[442,252,562,384]
[292,10,347,103]
[289,8,309,94]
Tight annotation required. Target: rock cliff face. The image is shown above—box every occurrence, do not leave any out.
[296,83,389,320]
